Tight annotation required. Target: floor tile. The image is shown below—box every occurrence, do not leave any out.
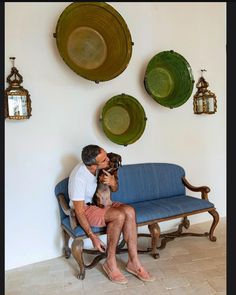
[5,219,226,295]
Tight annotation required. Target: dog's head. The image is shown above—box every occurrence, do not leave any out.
[97,152,122,183]
[107,152,122,171]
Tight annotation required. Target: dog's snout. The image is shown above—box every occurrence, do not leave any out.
[107,152,122,169]
[114,162,119,168]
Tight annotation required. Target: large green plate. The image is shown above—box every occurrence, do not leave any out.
[101,94,147,146]
[54,2,133,82]
[144,50,195,108]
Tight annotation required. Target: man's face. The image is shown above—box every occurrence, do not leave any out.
[95,149,109,169]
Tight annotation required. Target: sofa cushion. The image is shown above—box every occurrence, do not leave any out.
[131,195,215,224]
[61,195,214,237]
[62,217,106,237]
[112,163,186,204]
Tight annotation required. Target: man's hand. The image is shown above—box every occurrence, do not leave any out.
[89,234,107,253]
[102,170,116,187]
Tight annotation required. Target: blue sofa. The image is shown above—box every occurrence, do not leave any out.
[55,163,219,279]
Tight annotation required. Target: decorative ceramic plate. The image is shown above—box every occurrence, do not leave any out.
[101,94,147,146]
[54,2,133,82]
[144,50,194,108]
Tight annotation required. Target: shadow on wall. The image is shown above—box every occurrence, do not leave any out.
[55,153,80,185]
[53,153,81,254]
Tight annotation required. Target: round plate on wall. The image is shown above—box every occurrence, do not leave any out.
[100,94,147,146]
[54,2,133,82]
[144,50,194,108]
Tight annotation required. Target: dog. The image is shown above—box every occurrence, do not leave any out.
[92,152,122,208]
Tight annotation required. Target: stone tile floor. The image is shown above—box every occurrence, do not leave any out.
[5,218,226,295]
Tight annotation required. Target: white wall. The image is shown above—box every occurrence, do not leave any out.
[5,2,226,270]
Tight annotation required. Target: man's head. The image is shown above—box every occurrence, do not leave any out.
[81,144,109,169]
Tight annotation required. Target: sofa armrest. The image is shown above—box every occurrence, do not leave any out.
[58,194,78,230]
[182,177,210,200]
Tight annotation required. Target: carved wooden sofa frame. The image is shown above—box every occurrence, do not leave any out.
[55,163,219,280]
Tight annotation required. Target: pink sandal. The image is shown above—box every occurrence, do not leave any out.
[102,263,128,284]
[125,265,155,282]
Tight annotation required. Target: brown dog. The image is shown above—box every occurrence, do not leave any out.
[92,152,122,208]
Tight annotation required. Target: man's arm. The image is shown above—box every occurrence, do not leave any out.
[110,175,118,192]
[73,200,106,252]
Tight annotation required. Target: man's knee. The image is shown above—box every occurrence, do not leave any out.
[123,205,136,219]
[107,208,126,224]
[115,210,126,225]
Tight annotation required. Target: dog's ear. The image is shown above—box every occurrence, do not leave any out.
[119,155,122,166]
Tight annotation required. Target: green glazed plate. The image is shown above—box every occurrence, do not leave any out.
[101,94,147,146]
[54,2,133,82]
[144,50,194,108]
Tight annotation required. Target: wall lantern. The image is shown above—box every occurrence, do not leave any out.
[193,69,217,114]
[5,57,32,120]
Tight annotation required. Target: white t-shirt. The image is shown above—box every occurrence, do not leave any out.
[68,162,98,208]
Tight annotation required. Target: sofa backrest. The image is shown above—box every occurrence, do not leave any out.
[55,163,186,219]
[112,163,186,204]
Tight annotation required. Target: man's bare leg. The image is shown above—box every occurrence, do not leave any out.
[103,208,125,273]
[117,205,141,267]
[118,204,155,280]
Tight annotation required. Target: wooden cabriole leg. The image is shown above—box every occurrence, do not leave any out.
[208,209,220,241]
[148,223,160,259]
[62,228,71,258]
[71,237,86,280]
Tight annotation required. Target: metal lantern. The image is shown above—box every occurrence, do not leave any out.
[193,69,217,114]
[5,57,32,120]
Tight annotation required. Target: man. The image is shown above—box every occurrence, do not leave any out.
[68,144,155,284]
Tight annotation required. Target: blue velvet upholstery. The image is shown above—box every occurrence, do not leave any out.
[132,196,214,224]
[62,217,106,237]
[55,178,69,220]
[55,163,214,238]
[112,163,186,203]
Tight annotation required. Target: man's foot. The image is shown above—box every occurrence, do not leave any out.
[102,262,128,284]
[125,264,155,282]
